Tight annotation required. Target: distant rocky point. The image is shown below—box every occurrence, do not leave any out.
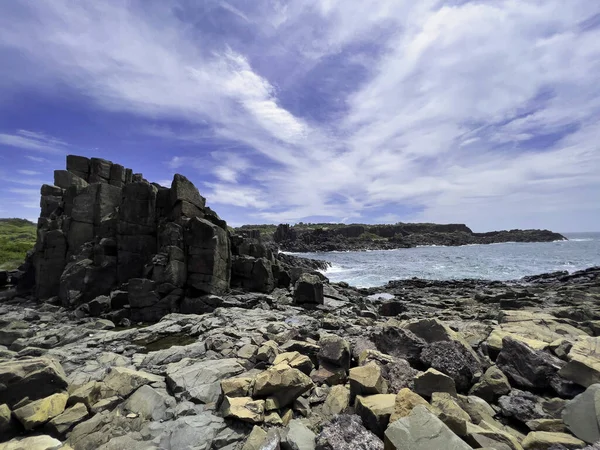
[238,223,567,252]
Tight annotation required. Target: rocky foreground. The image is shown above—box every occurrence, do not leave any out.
[2,265,600,449]
[270,223,566,252]
[0,155,598,449]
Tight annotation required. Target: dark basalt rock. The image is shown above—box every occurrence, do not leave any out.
[315,414,384,450]
[420,340,482,392]
[268,222,566,252]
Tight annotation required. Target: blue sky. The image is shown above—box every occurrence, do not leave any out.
[0,1,599,232]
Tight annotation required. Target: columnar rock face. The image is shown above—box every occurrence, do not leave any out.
[22,155,323,323]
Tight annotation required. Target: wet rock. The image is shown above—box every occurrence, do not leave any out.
[562,383,600,444]
[349,362,387,399]
[414,368,457,397]
[315,414,384,450]
[354,394,395,438]
[221,396,265,423]
[384,405,472,450]
[13,392,68,430]
[0,357,68,408]
[166,358,244,404]
[522,431,585,450]
[470,365,512,402]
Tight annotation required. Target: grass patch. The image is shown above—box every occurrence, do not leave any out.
[0,218,37,270]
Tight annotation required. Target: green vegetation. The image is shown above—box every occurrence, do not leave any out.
[0,218,37,270]
[355,231,386,241]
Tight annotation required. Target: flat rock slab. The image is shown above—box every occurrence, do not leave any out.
[562,383,600,444]
[166,358,244,403]
[384,405,472,450]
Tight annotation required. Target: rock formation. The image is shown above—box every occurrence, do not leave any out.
[11,155,324,323]
[269,222,567,252]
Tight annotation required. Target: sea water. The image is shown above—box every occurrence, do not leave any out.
[292,232,600,288]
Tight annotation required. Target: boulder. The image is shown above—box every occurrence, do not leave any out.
[497,337,565,392]
[498,390,547,424]
[166,358,244,404]
[470,365,512,402]
[0,357,68,408]
[1,435,66,450]
[221,396,265,423]
[68,381,104,409]
[414,368,457,398]
[559,337,600,387]
[322,385,350,417]
[389,388,432,423]
[253,363,313,407]
[315,414,383,450]
[349,362,387,399]
[522,431,585,450]
[562,383,600,444]
[46,402,89,436]
[354,394,395,438]
[371,326,426,366]
[294,273,324,306]
[285,419,316,450]
[318,335,351,371]
[273,352,314,375]
[221,377,254,397]
[13,392,68,430]
[242,426,268,450]
[384,405,473,450]
[121,385,175,421]
[431,392,471,436]
[420,340,481,392]
[54,169,88,190]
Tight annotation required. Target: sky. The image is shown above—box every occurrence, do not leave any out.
[0,1,599,232]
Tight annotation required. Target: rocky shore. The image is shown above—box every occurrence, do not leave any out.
[0,155,598,450]
[269,223,566,252]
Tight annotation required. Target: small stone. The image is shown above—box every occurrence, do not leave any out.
[103,367,163,397]
[526,419,567,433]
[126,412,138,418]
[318,335,351,371]
[46,402,88,436]
[264,411,283,425]
[253,363,313,407]
[414,368,457,398]
[237,344,259,359]
[256,340,279,363]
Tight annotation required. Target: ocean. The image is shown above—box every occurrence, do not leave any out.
[292,232,600,288]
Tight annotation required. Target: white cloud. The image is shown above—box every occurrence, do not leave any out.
[0,130,68,154]
[1,1,599,230]
[17,170,41,176]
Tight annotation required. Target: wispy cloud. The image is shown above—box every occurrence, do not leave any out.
[0,130,69,154]
[0,1,599,230]
[17,170,41,176]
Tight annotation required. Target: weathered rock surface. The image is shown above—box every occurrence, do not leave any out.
[315,414,383,450]
[562,384,600,444]
[384,405,473,450]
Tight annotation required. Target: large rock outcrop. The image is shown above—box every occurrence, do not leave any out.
[19,155,321,323]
